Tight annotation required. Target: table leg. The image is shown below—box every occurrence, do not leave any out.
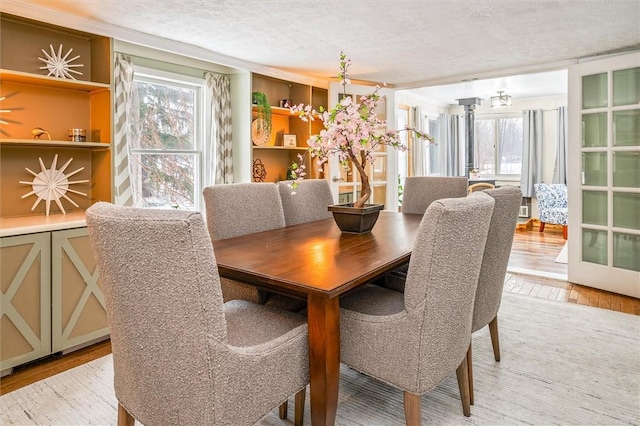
[307,294,340,426]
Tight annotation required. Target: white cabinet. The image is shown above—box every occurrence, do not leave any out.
[0,233,51,374]
[0,226,108,375]
[52,228,108,353]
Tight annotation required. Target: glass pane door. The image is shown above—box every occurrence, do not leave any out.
[569,52,640,298]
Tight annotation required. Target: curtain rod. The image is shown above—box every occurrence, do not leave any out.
[473,107,562,116]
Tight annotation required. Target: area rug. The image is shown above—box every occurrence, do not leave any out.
[556,242,568,264]
[2,292,639,425]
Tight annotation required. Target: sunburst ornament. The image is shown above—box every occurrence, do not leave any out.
[38,44,84,80]
[0,96,11,125]
[20,155,89,216]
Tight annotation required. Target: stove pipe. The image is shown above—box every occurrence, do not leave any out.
[457,97,482,178]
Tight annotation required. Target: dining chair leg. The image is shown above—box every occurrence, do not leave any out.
[563,225,568,240]
[117,403,135,426]
[489,316,501,362]
[467,342,474,405]
[294,387,306,426]
[279,401,288,419]
[456,353,471,417]
[403,391,422,426]
[539,222,545,232]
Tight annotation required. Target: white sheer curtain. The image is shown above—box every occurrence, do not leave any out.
[553,106,568,185]
[113,53,135,206]
[521,109,544,197]
[205,72,233,184]
[438,113,465,176]
[410,106,427,176]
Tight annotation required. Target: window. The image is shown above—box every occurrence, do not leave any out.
[475,115,523,178]
[129,66,209,211]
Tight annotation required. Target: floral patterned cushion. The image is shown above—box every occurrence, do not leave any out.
[534,183,568,226]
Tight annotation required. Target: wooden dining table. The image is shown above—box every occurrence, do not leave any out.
[211,211,424,426]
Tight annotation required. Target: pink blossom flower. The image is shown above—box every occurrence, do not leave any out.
[290,52,435,208]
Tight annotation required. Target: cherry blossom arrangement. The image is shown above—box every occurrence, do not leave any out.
[289,52,434,208]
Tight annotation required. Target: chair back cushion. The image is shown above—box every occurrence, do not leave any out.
[404,194,494,386]
[86,203,225,425]
[470,186,522,332]
[402,176,469,214]
[534,183,568,225]
[203,182,285,239]
[534,183,568,209]
[277,179,334,226]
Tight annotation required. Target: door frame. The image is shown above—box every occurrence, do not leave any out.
[326,82,399,211]
[567,51,640,297]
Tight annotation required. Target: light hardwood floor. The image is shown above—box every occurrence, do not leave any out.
[1,339,112,395]
[508,222,639,315]
[2,226,638,396]
[510,220,568,276]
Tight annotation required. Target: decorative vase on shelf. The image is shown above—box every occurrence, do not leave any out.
[327,203,384,234]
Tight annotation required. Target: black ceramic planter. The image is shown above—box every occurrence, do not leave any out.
[327,203,384,234]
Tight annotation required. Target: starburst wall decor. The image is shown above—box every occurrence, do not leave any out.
[20,155,89,216]
[38,44,84,80]
[0,96,11,125]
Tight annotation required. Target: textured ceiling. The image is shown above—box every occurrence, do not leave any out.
[3,0,639,91]
[407,68,569,105]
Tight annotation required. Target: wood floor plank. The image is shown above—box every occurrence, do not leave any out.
[620,297,635,314]
[519,281,535,296]
[577,287,592,305]
[610,294,622,312]
[508,277,525,293]
[510,225,568,275]
[530,283,542,297]
[537,285,553,300]
[556,288,570,302]
[598,292,612,310]
[569,287,580,303]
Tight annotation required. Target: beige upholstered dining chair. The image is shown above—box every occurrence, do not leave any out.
[203,183,282,303]
[277,179,334,226]
[86,203,309,426]
[384,176,470,288]
[401,176,469,214]
[203,182,307,319]
[466,185,522,404]
[338,194,495,425]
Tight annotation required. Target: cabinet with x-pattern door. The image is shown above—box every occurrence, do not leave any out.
[1,224,108,376]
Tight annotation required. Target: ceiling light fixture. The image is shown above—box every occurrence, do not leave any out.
[490,91,512,108]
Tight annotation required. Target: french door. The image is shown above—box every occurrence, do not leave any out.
[327,82,399,211]
[567,51,640,297]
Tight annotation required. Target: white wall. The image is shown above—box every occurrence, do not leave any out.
[395,91,450,119]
